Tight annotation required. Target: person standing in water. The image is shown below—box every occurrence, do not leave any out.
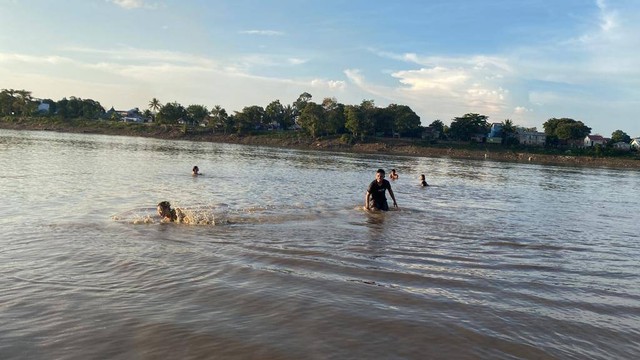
[365,169,398,211]
[420,174,429,187]
[389,169,399,180]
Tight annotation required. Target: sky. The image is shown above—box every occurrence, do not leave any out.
[1,0,639,137]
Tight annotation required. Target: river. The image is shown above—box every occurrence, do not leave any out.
[1,129,639,359]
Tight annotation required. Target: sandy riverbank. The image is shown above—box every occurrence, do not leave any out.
[2,118,639,169]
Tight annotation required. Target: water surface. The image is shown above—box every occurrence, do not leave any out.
[1,129,639,359]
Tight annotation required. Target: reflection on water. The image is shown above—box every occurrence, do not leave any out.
[1,129,640,359]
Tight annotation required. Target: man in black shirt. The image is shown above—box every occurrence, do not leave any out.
[365,169,398,211]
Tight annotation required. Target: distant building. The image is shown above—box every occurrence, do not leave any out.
[516,128,546,146]
[37,101,50,114]
[421,126,440,141]
[612,142,631,151]
[122,107,144,123]
[584,135,606,147]
[486,123,503,144]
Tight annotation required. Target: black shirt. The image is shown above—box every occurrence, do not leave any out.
[368,179,391,204]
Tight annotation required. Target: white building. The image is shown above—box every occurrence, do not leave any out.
[584,135,606,147]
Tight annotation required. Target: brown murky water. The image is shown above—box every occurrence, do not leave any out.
[1,130,639,359]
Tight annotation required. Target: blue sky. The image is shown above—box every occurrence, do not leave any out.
[1,0,639,137]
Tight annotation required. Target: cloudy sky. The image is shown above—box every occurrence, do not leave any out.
[1,0,639,136]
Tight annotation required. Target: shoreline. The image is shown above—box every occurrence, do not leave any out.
[2,119,639,170]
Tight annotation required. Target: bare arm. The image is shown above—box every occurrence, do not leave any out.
[365,191,371,209]
[388,187,398,208]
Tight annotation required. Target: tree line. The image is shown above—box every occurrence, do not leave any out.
[1,88,635,147]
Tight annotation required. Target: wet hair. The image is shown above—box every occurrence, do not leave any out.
[158,201,171,212]
[376,168,385,175]
[192,166,199,172]
[420,174,425,179]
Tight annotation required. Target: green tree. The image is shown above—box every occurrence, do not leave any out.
[14,89,35,115]
[449,113,490,141]
[501,119,518,145]
[611,129,631,143]
[293,92,312,118]
[265,100,285,129]
[372,106,394,136]
[186,104,208,126]
[234,105,264,134]
[322,97,346,135]
[543,118,591,145]
[142,109,153,121]
[387,104,421,137]
[282,104,296,130]
[156,102,187,124]
[0,89,14,115]
[55,96,104,119]
[297,102,325,138]
[429,120,445,139]
[359,99,376,136]
[345,105,366,140]
[148,98,161,113]
[0,89,35,116]
[210,105,230,133]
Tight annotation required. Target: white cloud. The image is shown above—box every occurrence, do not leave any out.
[0,53,72,65]
[391,67,468,93]
[239,30,285,36]
[514,106,532,114]
[310,79,346,91]
[108,0,157,9]
[288,58,307,65]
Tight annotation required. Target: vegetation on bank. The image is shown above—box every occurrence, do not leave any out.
[2,116,639,168]
[1,88,638,164]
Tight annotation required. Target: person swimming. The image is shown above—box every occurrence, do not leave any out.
[192,166,201,176]
[420,174,429,187]
[157,201,185,223]
[389,169,399,180]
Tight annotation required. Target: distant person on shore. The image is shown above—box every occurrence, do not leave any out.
[420,174,429,187]
[157,201,185,223]
[192,166,201,176]
[365,169,398,211]
[389,169,399,180]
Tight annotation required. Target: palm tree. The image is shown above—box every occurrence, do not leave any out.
[148,98,161,113]
[210,105,228,133]
[501,119,517,144]
[148,98,161,122]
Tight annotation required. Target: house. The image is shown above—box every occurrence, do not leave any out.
[421,126,440,141]
[487,123,503,137]
[631,138,640,150]
[584,135,606,147]
[122,108,144,123]
[486,123,503,144]
[516,129,546,146]
[612,142,631,151]
[37,101,50,114]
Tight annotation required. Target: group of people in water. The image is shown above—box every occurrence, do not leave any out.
[158,165,430,222]
[364,168,429,212]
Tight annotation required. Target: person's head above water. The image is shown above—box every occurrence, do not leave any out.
[157,201,176,221]
[192,166,200,175]
[376,168,385,183]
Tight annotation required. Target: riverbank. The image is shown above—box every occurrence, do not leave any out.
[2,117,639,169]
